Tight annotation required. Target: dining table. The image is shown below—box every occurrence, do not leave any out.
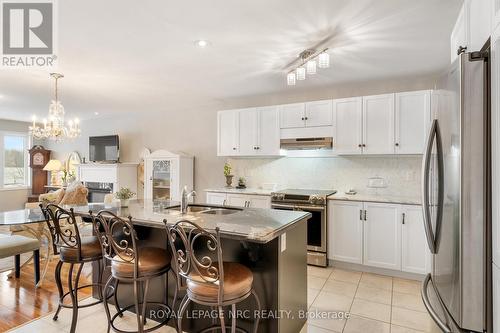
[0,208,53,287]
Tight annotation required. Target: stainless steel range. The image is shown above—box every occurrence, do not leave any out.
[271,189,336,267]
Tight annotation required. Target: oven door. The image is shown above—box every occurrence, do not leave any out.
[271,203,326,253]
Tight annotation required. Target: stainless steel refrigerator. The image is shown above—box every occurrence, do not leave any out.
[421,48,492,333]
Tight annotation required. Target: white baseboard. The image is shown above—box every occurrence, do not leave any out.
[329,260,426,281]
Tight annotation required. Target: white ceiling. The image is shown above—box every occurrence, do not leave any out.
[0,0,462,122]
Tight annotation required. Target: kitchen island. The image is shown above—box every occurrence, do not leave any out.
[73,200,310,333]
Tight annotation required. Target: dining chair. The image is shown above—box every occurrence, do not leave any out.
[40,204,106,333]
[91,210,173,333]
[164,219,261,333]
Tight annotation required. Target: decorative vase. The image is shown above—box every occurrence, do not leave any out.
[120,199,130,207]
[225,175,234,188]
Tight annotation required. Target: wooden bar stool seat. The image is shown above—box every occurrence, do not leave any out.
[111,247,171,279]
[59,236,102,262]
[187,262,253,303]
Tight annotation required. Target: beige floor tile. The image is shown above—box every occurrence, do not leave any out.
[343,315,390,333]
[391,307,440,333]
[306,307,347,332]
[393,278,421,295]
[308,266,334,279]
[311,290,353,312]
[309,276,327,290]
[355,285,392,305]
[391,324,426,333]
[7,319,66,333]
[301,322,338,333]
[308,288,321,308]
[359,273,393,291]
[328,268,362,284]
[392,291,427,312]
[350,298,391,323]
[322,280,358,298]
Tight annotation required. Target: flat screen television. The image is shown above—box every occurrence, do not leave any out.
[89,135,119,162]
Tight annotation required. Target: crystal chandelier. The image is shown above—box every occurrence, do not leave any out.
[29,73,81,141]
[286,48,330,86]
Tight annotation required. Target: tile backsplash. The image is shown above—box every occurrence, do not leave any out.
[228,156,421,197]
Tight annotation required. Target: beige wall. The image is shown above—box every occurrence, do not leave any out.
[45,75,437,196]
[0,119,32,211]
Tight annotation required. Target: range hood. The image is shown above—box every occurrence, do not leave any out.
[280,137,333,150]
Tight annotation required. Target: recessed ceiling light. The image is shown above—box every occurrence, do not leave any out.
[194,40,210,48]
[94,112,99,115]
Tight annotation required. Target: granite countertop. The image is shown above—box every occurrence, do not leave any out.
[205,188,275,196]
[72,200,310,244]
[328,192,421,205]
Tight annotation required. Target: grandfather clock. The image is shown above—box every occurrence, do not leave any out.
[29,145,51,195]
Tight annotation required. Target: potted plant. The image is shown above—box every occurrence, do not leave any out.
[224,162,234,188]
[115,187,136,207]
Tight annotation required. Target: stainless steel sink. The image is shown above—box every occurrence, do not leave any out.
[169,205,241,215]
[201,208,239,215]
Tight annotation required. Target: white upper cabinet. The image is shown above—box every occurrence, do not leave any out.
[333,97,363,155]
[401,205,431,274]
[256,106,280,155]
[468,0,491,51]
[279,103,306,129]
[238,108,258,156]
[395,90,431,154]
[450,0,492,63]
[494,0,500,31]
[450,4,468,63]
[363,202,402,270]
[217,110,239,156]
[219,91,430,157]
[362,94,395,155]
[328,200,364,264]
[305,100,333,127]
[218,107,280,157]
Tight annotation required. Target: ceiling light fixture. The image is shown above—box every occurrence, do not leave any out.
[29,73,81,141]
[286,48,329,86]
[194,39,209,48]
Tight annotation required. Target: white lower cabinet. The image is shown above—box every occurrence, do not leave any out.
[328,201,363,264]
[328,200,429,274]
[206,192,227,205]
[363,202,401,270]
[401,205,431,274]
[205,192,271,208]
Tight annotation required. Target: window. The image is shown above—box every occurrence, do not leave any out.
[0,132,29,188]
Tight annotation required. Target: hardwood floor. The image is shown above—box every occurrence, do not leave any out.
[0,256,92,332]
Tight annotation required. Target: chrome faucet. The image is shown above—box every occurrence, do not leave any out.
[180,186,196,214]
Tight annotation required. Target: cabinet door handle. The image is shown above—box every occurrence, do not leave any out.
[402,212,406,225]
[359,210,363,220]
[305,117,308,120]
[223,199,226,206]
[364,210,367,221]
[358,144,362,148]
[301,117,305,121]
[232,147,237,150]
[362,144,366,147]
[395,143,399,147]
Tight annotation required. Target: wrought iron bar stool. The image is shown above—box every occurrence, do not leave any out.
[91,210,173,333]
[165,219,261,333]
[40,204,106,333]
